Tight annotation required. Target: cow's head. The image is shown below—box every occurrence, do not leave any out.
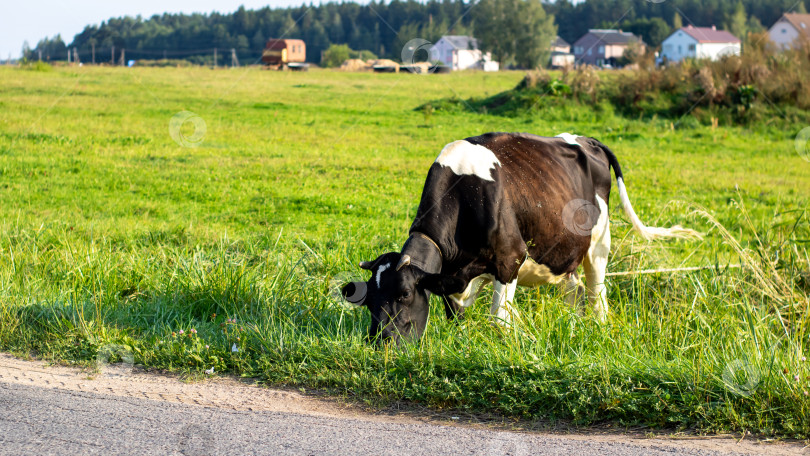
[341,252,464,344]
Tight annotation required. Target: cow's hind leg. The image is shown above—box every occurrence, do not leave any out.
[559,272,586,308]
[491,279,518,326]
[583,195,611,322]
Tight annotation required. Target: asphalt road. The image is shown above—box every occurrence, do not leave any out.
[1,380,754,456]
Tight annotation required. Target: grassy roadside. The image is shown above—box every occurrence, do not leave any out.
[1,65,809,437]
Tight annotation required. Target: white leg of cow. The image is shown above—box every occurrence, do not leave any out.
[584,195,611,322]
[491,279,518,326]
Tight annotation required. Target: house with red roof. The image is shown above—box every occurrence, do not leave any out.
[660,25,741,62]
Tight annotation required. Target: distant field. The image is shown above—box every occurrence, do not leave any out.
[0,66,808,437]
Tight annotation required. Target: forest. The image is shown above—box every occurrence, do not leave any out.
[24,0,809,68]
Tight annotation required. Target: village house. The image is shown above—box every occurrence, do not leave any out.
[551,36,571,54]
[572,29,643,67]
[550,36,574,68]
[660,26,740,62]
[429,35,499,71]
[768,13,810,49]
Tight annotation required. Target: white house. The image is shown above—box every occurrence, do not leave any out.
[429,36,499,71]
[768,13,810,49]
[660,26,741,62]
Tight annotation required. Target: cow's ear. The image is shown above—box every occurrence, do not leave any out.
[418,274,466,296]
[341,282,368,306]
[359,252,396,271]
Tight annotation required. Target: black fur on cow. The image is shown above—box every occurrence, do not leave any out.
[342,132,699,344]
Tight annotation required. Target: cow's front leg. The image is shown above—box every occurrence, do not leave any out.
[491,279,518,326]
[487,213,526,327]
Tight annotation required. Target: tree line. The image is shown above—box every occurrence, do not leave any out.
[24,0,809,69]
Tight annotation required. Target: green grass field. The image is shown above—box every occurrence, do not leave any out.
[1,65,809,437]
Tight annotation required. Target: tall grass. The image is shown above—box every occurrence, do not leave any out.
[1,201,808,436]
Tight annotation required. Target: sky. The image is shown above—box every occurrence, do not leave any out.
[0,0,313,59]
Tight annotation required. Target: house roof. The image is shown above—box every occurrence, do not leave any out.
[552,36,570,48]
[574,29,641,44]
[576,29,641,45]
[679,26,740,43]
[776,13,810,36]
[440,35,479,51]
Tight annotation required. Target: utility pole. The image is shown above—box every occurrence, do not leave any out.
[120,48,125,66]
[38,50,42,61]
[213,47,217,68]
[91,42,95,64]
[67,48,71,63]
[73,48,79,64]
[111,45,115,64]
[231,48,239,67]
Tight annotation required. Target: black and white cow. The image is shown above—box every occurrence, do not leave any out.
[342,132,699,343]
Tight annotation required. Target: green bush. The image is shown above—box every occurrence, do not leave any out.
[133,59,193,68]
[321,44,378,68]
[20,60,53,72]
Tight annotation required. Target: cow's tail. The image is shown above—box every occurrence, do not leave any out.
[595,140,702,241]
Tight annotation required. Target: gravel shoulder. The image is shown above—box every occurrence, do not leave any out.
[1,353,806,455]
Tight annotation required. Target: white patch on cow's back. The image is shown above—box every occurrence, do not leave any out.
[555,133,582,147]
[435,140,501,181]
[375,263,390,288]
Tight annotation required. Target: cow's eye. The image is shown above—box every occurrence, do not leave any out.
[399,291,412,301]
